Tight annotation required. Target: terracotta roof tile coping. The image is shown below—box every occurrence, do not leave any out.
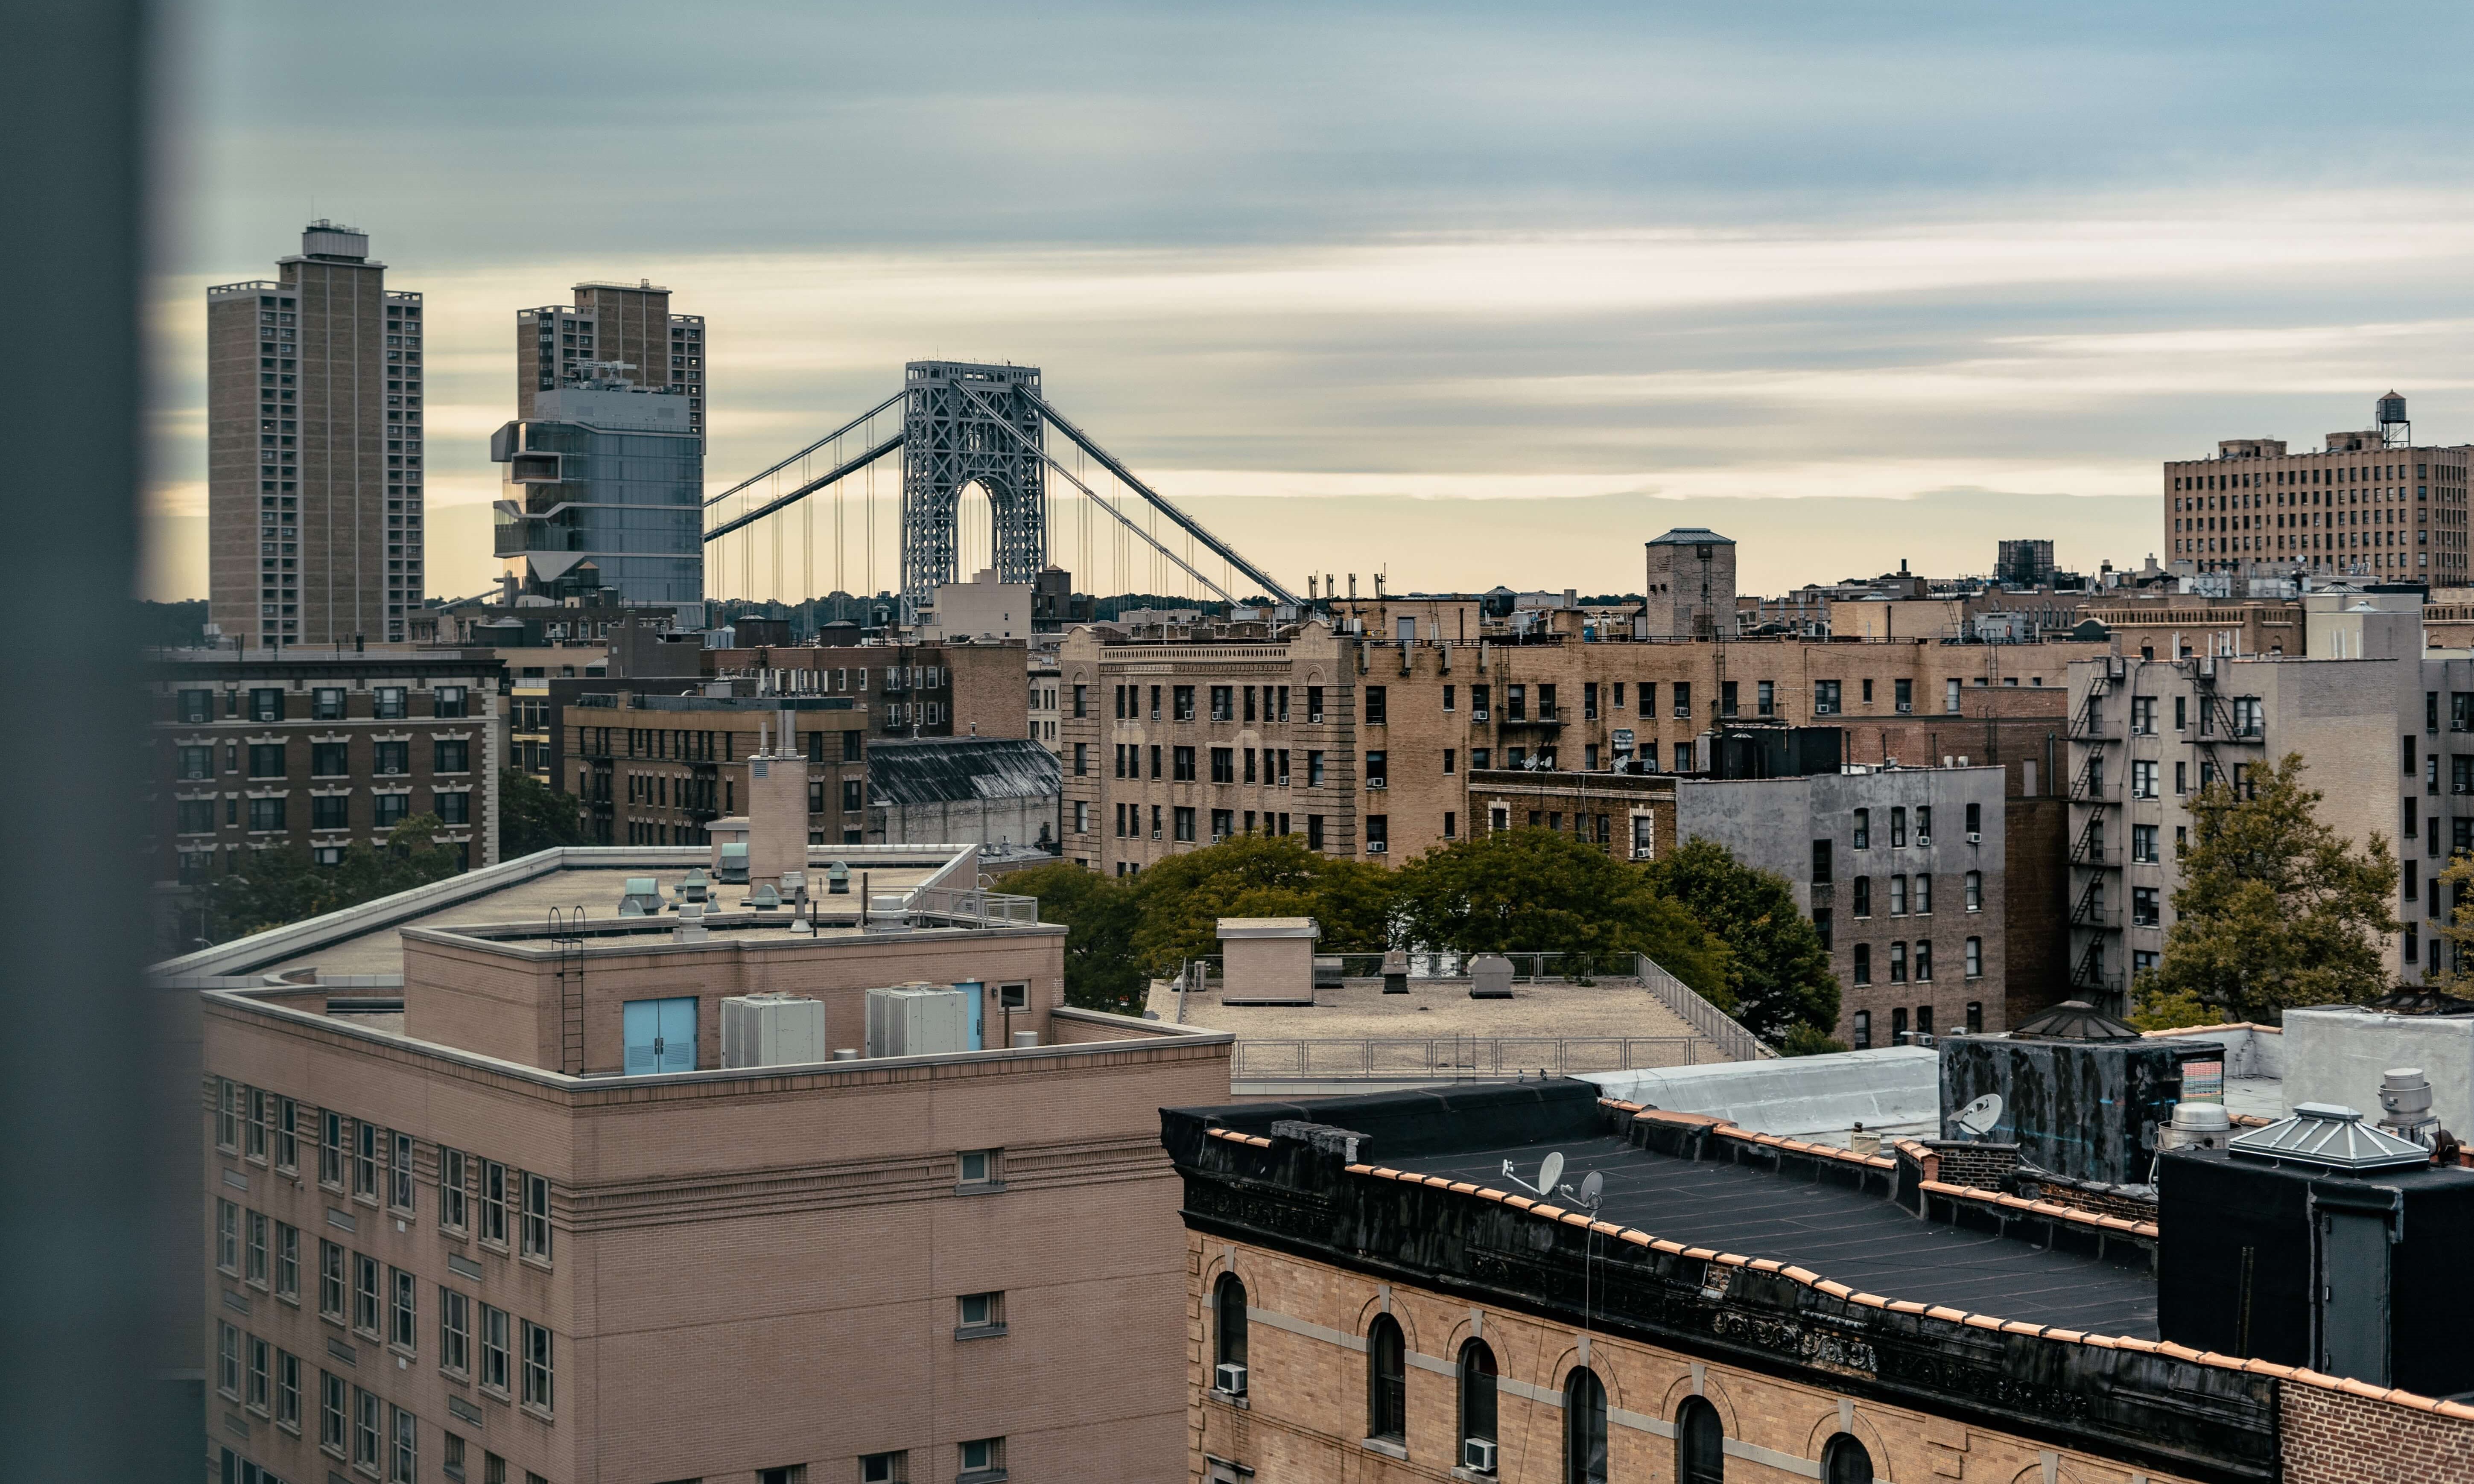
[1331,1146,2468,1419]
[1206,1128,1274,1149]
[1918,1178,2161,1240]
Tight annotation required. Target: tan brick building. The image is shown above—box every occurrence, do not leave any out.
[562,691,871,847]
[187,841,1231,1484]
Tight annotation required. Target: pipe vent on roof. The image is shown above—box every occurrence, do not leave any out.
[2228,1102,2430,1172]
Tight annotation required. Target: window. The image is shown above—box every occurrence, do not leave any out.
[391,1131,415,1214]
[216,1198,239,1272]
[251,688,284,723]
[958,1439,1005,1478]
[277,1348,301,1431]
[1965,802,1981,836]
[1564,1367,1608,1484]
[1365,815,1388,853]
[2131,696,2155,735]
[520,1320,555,1414]
[2131,824,2158,863]
[1213,1274,1247,1388]
[1211,746,1235,783]
[1890,941,1908,983]
[435,685,468,718]
[2133,886,2161,927]
[321,1371,348,1455]
[1914,940,1933,981]
[1815,679,1841,715]
[958,1149,999,1186]
[1364,750,1386,787]
[354,1253,380,1336]
[1758,679,1776,716]
[435,738,470,773]
[275,1221,298,1300]
[1308,751,1326,787]
[479,1305,511,1393]
[1852,1009,1871,1050]
[1173,685,1195,720]
[1888,875,1906,915]
[1890,806,1908,848]
[313,794,350,830]
[1677,1396,1724,1484]
[390,1266,417,1351]
[1810,840,1832,883]
[391,1405,419,1483]
[1913,873,1932,914]
[1174,745,1196,781]
[1811,908,1832,950]
[179,688,214,723]
[1964,870,1982,911]
[1211,685,1235,721]
[375,740,409,775]
[521,1172,552,1260]
[248,1209,269,1285]
[375,687,406,720]
[1824,1433,1876,1484]
[1367,1315,1406,1442]
[957,1291,1005,1335]
[1852,877,1871,917]
[1458,1340,1498,1461]
[1364,685,1386,724]
[319,1240,345,1321]
[176,798,216,834]
[355,1121,379,1199]
[218,1321,242,1397]
[1852,808,1869,849]
[479,1160,508,1245]
[860,1455,908,1484]
[1672,682,1691,719]
[1174,806,1197,842]
[441,1287,470,1375]
[356,1386,382,1471]
[1965,937,1983,978]
[1854,945,1872,985]
[759,1469,808,1484]
[2132,760,2157,799]
[248,1333,271,1412]
[248,796,286,832]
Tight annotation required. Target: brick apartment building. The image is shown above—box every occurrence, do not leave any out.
[561,691,870,847]
[1166,1081,2474,1484]
[146,647,504,887]
[179,831,1232,1484]
[1056,547,2102,874]
[2163,393,2471,584]
[704,637,1033,742]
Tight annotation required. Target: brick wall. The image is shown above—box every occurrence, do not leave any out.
[1924,1139,2020,1190]
[2283,1379,2474,1483]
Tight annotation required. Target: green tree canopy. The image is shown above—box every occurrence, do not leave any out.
[1125,834,1392,978]
[498,768,590,860]
[1004,862,1148,1015]
[1643,836,1840,1042]
[2144,752,2399,1023]
[1387,828,1732,1002]
[198,813,467,945]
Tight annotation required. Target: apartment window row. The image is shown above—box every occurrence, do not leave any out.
[174,684,467,726]
[1846,872,1980,918]
[310,1231,558,1419]
[1109,742,1303,787]
[1850,1000,1985,1049]
[1112,682,1302,723]
[215,1319,304,1436]
[1850,936,1983,985]
[214,1198,302,1304]
[170,735,472,782]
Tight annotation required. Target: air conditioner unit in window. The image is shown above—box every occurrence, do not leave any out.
[1472,709,1490,721]
[1215,1362,1247,1396]
[1367,778,1386,789]
[1915,833,1931,846]
[1463,1437,1498,1472]
[1966,831,1982,843]
[1367,842,1388,854]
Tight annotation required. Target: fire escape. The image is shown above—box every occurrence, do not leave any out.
[2066,659,2125,1009]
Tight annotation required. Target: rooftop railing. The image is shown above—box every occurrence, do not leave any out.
[903,885,1040,928]
[1230,1034,1715,1081]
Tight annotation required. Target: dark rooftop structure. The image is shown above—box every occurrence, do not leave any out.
[865,736,1060,809]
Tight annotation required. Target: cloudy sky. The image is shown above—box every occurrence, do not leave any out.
[147,0,2474,602]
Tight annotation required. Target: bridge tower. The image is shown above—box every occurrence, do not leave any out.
[900,361,1046,601]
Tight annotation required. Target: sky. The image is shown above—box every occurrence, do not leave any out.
[145,1,2474,604]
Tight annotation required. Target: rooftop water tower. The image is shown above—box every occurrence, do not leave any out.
[2378,390,2411,448]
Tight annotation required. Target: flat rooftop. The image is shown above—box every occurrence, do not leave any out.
[1392,1129,2156,1336]
[1149,977,1708,1042]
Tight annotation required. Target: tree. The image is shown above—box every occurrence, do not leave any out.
[1644,836,1840,1043]
[1004,863,1147,1015]
[2426,852,2474,995]
[198,814,467,944]
[1125,834,1392,978]
[499,768,590,859]
[1388,828,1731,1001]
[2143,752,2399,1023]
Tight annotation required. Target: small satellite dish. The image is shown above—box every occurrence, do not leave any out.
[1953,1093,2004,1139]
[1576,1169,1605,1209]
[1537,1150,1565,1196]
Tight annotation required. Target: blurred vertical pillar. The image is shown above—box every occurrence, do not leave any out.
[0,0,190,1478]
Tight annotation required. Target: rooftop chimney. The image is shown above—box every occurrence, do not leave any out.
[745,707,808,889]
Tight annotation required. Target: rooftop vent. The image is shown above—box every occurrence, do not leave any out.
[2228,1102,2430,1172]
[2006,999,2141,1042]
[617,878,662,917]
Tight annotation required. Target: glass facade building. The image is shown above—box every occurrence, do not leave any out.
[492,384,703,606]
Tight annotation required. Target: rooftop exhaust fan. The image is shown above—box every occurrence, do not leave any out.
[617,878,662,917]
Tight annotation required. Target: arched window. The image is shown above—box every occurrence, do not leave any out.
[1677,1395,1725,1484]
[1823,1433,1874,1484]
[1212,1274,1247,1392]
[1457,1339,1497,1461]
[1563,1367,1608,1484]
[1367,1315,1406,1442]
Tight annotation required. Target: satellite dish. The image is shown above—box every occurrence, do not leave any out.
[1536,1151,1565,1196]
[1953,1093,2004,1139]
[1577,1169,1605,1209]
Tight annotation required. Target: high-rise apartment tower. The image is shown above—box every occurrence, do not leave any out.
[516,280,704,433]
[207,223,424,648]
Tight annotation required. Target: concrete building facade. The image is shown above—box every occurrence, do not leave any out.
[517,280,703,435]
[207,223,424,649]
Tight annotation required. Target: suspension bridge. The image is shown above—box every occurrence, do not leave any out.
[700,360,1297,612]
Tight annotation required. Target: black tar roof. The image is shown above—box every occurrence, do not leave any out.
[1392,1131,2156,1337]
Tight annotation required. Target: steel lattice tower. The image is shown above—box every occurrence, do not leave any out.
[899,361,1046,601]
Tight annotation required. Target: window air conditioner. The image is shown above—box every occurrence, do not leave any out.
[1966,831,1982,843]
[1896,703,1913,714]
[1367,778,1386,789]
[1367,842,1388,854]
[1462,1438,1498,1472]
[1915,833,1930,847]
[1472,709,1490,721]
[1215,1362,1248,1397]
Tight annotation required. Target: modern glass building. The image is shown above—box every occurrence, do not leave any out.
[491,381,703,606]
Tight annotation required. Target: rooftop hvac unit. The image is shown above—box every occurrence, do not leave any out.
[720,993,827,1070]
[865,984,973,1058]
[716,841,750,884]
